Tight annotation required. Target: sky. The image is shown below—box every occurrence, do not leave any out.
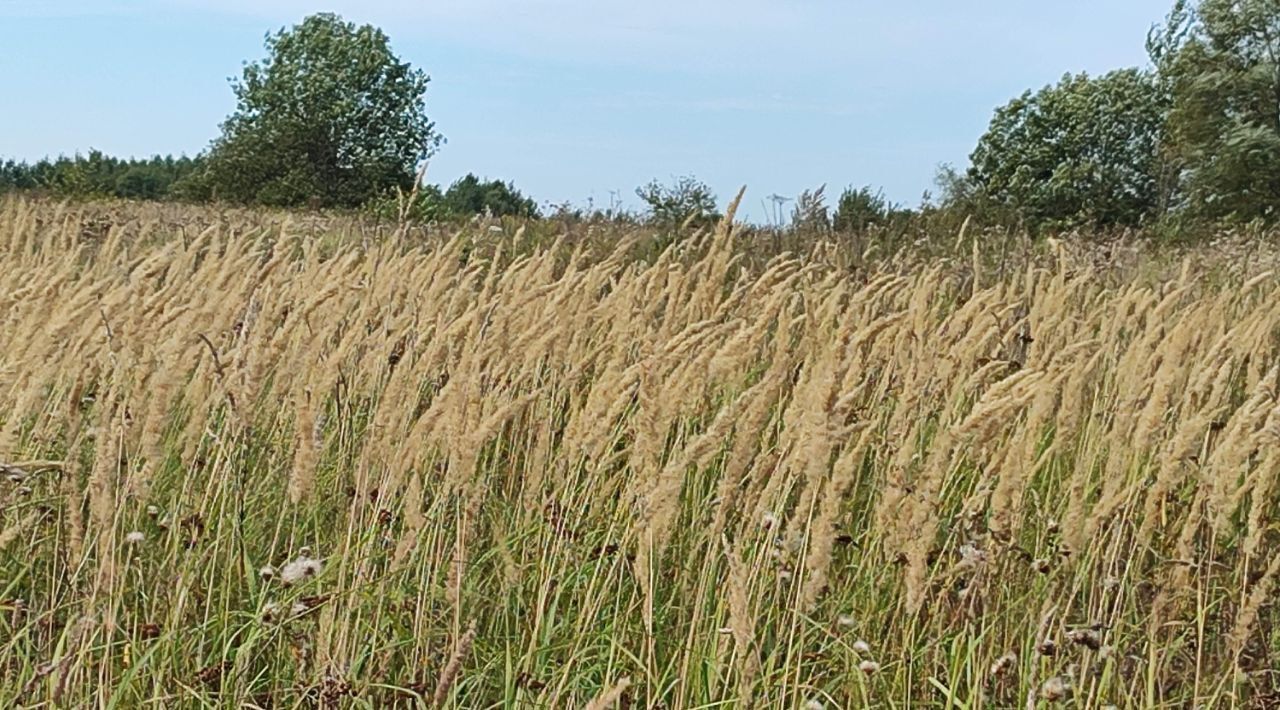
[0,0,1174,221]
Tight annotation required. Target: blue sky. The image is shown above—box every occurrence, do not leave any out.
[1,0,1173,220]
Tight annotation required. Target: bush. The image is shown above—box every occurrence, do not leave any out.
[636,175,719,231]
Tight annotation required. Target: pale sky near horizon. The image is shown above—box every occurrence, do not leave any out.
[1,0,1174,221]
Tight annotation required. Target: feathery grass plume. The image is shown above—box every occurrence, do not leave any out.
[1229,549,1280,664]
[3,198,1280,705]
[584,677,632,710]
[392,471,426,567]
[432,619,477,706]
[721,536,758,706]
[0,510,38,550]
[801,427,870,611]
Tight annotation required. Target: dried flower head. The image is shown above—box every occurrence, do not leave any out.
[852,639,871,655]
[4,466,27,484]
[989,652,1017,679]
[125,531,145,545]
[837,614,856,629]
[259,565,276,580]
[858,660,880,675]
[1067,628,1102,650]
[1037,639,1058,657]
[281,556,322,584]
[957,542,988,571]
[146,505,160,518]
[1040,675,1072,702]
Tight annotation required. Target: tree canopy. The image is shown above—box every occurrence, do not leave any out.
[1158,0,1280,222]
[196,13,441,208]
[636,176,720,230]
[441,174,540,218]
[967,69,1166,229]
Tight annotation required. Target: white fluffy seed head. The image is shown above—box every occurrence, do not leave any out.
[259,565,276,580]
[124,531,145,545]
[1040,676,1072,702]
[852,639,871,655]
[803,700,825,710]
[837,614,856,629]
[957,542,988,570]
[858,660,880,674]
[280,556,322,584]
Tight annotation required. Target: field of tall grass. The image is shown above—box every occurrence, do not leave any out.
[2,195,1280,707]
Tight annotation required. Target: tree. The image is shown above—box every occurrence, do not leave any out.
[636,175,719,230]
[441,174,539,218]
[198,13,441,208]
[967,69,1167,229]
[833,185,897,231]
[791,185,831,231]
[1157,0,1280,222]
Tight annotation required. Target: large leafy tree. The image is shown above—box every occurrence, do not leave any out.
[968,69,1166,229]
[199,13,441,208]
[1157,0,1280,222]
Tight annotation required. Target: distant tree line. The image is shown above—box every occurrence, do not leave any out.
[5,1,1280,235]
[0,14,539,222]
[0,152,203,201]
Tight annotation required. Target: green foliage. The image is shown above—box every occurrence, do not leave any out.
[363,175,538,223]
[0,152,202,200]
[968,69,1166,229]
[636,175,719,230]
[442,174,539,218]
[833,185,905,231]
[198,13,441,208]
[1159,0,1280,222]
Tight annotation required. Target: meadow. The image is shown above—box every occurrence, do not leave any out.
[2,195,1280,708]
